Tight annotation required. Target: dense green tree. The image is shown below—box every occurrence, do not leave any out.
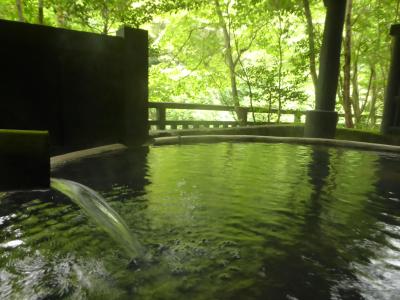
[0,0,397,128]
[335,0,394,128]
[302,0,318,92]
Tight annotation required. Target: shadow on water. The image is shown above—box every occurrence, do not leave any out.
[253,147,340,299]
[50,178,144,260]
[51,146,150,196]
[282,147,400,300]
[0,147,151,299]
[302,148,363,299]
[50,146,151,261]
[0,147,150,259]
[351,153,400,299]
[49,147,153,262]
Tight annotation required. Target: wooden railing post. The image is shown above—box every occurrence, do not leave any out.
[236,107,248,126]
[156,107,166,130]
[294,111,302,123]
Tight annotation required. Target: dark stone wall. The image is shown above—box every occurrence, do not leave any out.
[0,19,148,154]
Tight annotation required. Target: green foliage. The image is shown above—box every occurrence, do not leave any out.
[0,1,18,21]
[0,0,395,127]
[149,0,313,122]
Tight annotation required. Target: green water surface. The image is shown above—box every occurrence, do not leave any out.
[1,143,400,299]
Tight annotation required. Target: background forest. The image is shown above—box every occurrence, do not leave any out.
[1,0,399,128]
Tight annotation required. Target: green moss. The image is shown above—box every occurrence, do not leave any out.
[154,125,400,146]
[335,128,400,145]
[152,124,305,138]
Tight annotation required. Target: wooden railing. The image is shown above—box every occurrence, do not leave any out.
[148,102,381,130]
[148,102,304,130]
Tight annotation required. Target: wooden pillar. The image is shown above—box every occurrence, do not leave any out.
[381,24,400,134]
[294,111,302,123]
[117,26,149,144]
[156,107,166,130]
[304,0,346,138]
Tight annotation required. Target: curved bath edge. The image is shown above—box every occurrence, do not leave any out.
[49,135,400,171]
[51,143,128,170]
[153,135,400,154]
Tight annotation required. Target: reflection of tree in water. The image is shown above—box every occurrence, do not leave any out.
[254,146,400,299]
[254,147,339,299]
[351,153,400,299]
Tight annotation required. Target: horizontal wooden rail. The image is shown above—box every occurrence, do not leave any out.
[148,102,381,130]
[149,101,294,114]
[149,102,302,130]
[148,120,270,129]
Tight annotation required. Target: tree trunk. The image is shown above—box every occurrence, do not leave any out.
[267,91,272,123]
[238,59,256,122]
[368,65,377,126]
[101,4,110,34]
[38,0,44,24]
[56,5,66,27]
[303,0,318,93]
[361,69,373,111]
[16,0,25,22]
[214,0,242,122]
[351,51,361,125]
[277,11,283,123]
[338,74,344,106]
[342,0,354,128]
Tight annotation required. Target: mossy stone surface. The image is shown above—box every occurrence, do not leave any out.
[336,128,400,145]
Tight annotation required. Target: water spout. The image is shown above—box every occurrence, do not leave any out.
[50,178,144,260]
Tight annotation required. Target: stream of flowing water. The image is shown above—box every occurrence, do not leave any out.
[50,178,144,260]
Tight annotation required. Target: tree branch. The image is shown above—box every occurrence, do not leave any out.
[360,67,374,114]
[232,24,263,67]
